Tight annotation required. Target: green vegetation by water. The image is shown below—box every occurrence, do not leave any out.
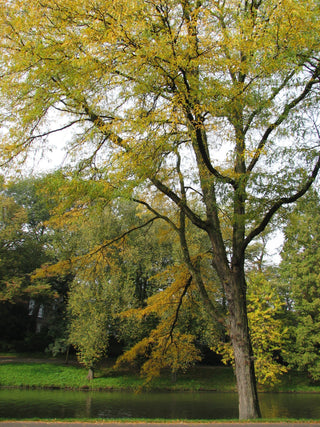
[0,357,319,393]
[0,360,235,391]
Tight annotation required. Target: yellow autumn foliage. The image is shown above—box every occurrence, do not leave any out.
[116,263,201,380]
[212,270,289,386]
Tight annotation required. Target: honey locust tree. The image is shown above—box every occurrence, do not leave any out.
[1,0,320,418]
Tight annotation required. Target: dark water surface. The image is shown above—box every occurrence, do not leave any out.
[1,389,320,420]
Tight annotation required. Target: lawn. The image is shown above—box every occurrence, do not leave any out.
[0,354,319,393]
[0,358,236,391]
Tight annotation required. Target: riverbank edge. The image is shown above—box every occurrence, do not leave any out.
[0,384,223,392]
[3,384,320,394]
[1,418,320,424]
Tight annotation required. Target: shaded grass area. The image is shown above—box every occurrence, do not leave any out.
[274,370,320,393]
[0,360,236,391]
[0,355,319,393]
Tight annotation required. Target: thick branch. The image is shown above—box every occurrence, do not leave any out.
[248,66,320,173]
[150,176,207,230]
[187,112,236,187]
[168,274,193,342]
[132,198,179,232]
[82,104,126,149]
[89,216,160,256]
[244,153,320,250]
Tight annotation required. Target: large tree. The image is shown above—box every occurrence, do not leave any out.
[1,0,320,418]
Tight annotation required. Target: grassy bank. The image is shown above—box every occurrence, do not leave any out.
[0,355,319,393]
[0,360,235,391]
[0,418,317,424]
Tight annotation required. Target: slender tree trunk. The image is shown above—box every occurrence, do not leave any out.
[65,344,70,364]
[87,367,94,381]
[226,269,261,419]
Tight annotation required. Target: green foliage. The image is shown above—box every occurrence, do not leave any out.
[68,277,110,370]
[280,190,320,380]
[47,186,183,371]
[0,176,73,352]
[0,177,53,301]
[247,270,289,386]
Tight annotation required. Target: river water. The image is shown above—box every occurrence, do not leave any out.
[1,389,320,420]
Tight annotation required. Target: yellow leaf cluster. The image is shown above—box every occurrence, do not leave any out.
[116,264,201,381]
[121,265,195,320]
[115,328,200,383]
[211,270,290,387]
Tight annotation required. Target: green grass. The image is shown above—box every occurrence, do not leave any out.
[0,362,142,390]
[275,370,320,393]
[0,354,320,393]
[0,360,237,391]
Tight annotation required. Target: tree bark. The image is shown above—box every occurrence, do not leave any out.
[226,269,261,419]
[87,367,94,381]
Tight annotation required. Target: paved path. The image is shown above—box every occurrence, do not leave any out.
[1,422,320,427]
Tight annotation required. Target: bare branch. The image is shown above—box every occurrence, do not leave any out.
[168,273,193,342]
[244,71,295,136]
[28,119,81,140]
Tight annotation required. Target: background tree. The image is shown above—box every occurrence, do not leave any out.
[1,0,320,418]
[0,176,71,352]
[0,178,48,301]
[68,273,110,380]
[280,190,320,380]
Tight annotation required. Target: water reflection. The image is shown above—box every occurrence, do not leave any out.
[1,389,320,420]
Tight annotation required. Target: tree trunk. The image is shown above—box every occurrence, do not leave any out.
[226,270,261,419]
[87,367,94,381]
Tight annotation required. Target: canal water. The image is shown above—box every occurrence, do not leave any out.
[1,389,320,419]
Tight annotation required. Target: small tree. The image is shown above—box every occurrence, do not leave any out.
[68,276,110,379]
